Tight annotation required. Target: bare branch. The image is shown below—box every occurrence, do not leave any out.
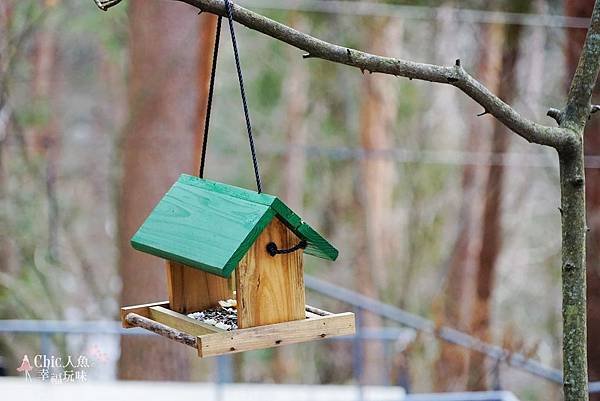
[165,0,568,149]
[96,0,568,147]
[547,108,564,125]
[564,3,600,130]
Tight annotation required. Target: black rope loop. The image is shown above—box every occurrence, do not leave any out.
[198,0,263,193]
[266,240,307,257]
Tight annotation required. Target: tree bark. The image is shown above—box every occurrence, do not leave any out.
[559,146,588,401]
[559,2,600,400]
[118,0,199,380]
[566,2,600,400]
[559,1,600,401]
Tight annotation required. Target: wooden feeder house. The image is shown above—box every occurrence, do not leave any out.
[121,174,355,357]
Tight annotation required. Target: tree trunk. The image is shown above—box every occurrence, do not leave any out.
[558,0,600,398]
[356,16,398,385]
[118,0,199,380]
[434,22,502,392]
[0,2,10,276]
[467,6,528,388]
[566,2,600,400]
[559,146,588,401]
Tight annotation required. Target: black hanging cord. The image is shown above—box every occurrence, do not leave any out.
[198,0,263,193]
[266,240,308,257]
[199,16,223,178]
[224,0,262,193]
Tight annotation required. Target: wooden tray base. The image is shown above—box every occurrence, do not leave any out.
[120,302,355,357]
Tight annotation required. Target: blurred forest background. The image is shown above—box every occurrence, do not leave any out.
[1,0,599,400]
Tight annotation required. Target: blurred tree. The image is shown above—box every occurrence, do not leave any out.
[281,15,309,214]
[0,1,16,276]
[28,13,60,262]
[467,0,531,390]
[118,0,201,380]
[565,2,600,400]
[356,15,399,385]
[0,0,76,365]
[434,21,503,392]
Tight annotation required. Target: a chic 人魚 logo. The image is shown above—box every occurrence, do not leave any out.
[16,345,108,383]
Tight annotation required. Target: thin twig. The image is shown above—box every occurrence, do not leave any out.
[305,305,332,316]
[125,313,198,348]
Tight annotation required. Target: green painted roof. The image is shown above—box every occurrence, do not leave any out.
[131,174,338,278]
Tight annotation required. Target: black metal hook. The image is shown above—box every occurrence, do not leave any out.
[266,240,307,256]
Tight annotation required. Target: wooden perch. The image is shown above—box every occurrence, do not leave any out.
[305,305,332,316]
[125,312,198,348]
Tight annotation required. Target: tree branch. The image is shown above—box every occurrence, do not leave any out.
[564,2,600,131]
[166,0,568,149]
[558,3,600,400]
[547,108,564,125]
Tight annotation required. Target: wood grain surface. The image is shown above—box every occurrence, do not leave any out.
[166,260,231,313]
[148,306,224,336]
[198,312,356,357]
[235,218,306,328]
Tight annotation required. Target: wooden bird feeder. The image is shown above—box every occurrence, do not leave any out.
[121,174,355,357]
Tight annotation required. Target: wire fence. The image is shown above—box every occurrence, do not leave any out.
[1,275,598,393]
[261,145,570,168]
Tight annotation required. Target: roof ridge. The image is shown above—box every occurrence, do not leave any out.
[179,175,338,262]
[179,174,276,206]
